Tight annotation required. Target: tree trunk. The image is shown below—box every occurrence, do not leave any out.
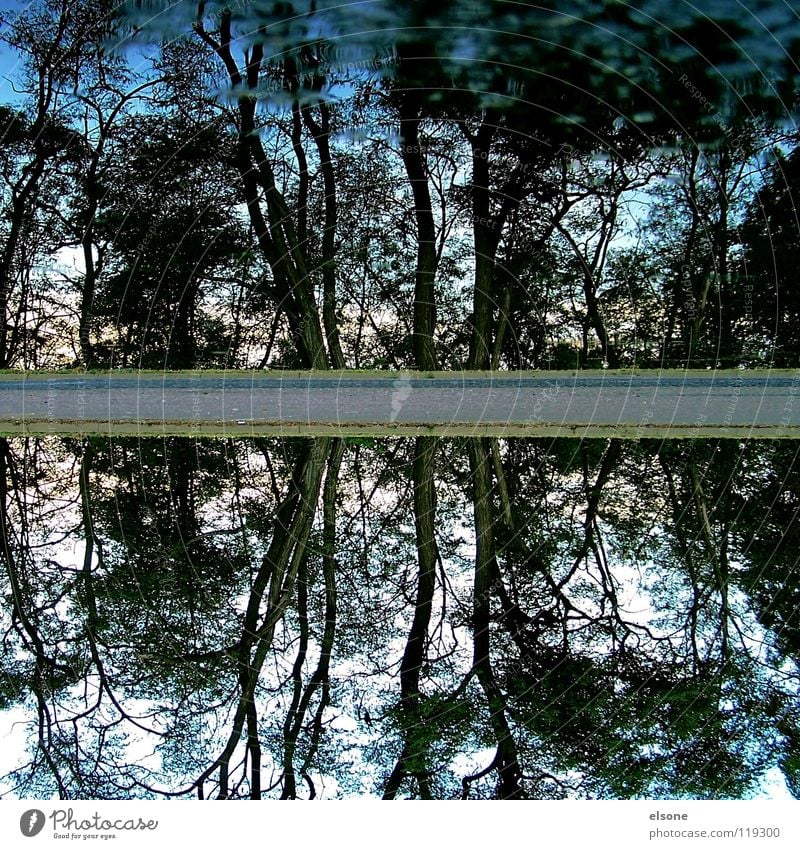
[584,279,619,367]
[303,99,346,368]
[714,149,733,365]
[467,438,524,799]
[79,226,96,368]
[193,438,331,799]
[466,122,497,371]
[384,436,438,799]
[170,283,197,369]
[0,155,46,367]
[194,16,329,369]
[399,98,437,371]
[281,438,344,798]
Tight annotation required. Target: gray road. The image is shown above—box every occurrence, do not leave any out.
[1,373,799,436]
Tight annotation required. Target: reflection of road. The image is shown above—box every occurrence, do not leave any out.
[1,373,799,436]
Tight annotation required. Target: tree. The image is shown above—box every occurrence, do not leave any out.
[3,434,799,798]
[67,66,164,367]
[126,0,800,371]
[0,0,128,367]
[738,141,800,366]
[91,113,250,367]
[190,11,332,368]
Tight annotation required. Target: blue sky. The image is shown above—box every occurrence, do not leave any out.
[0,18,26,106]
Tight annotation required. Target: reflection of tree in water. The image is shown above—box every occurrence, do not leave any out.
[0,435,797,799]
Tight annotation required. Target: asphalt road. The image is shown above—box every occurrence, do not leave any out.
[1,373,799,436]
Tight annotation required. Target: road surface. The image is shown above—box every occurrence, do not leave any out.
[1,372,799,437]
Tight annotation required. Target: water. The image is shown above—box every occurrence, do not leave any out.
[0,435,797,799]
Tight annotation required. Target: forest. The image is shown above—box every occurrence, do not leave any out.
[0,434,798,799]
[2,1,800,804]
[1,0,800,373]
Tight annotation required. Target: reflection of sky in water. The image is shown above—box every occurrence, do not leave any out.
[0,436,797,799]
[119,0,800,130]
